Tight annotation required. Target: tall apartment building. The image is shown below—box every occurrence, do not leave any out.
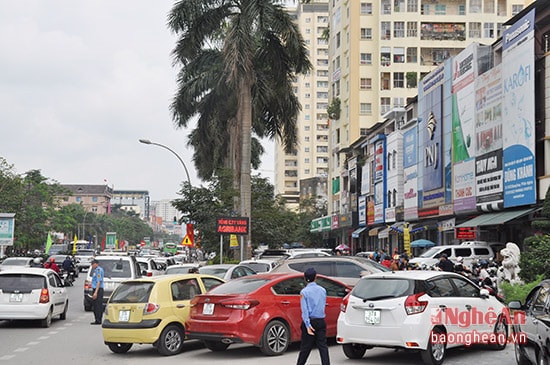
[276,0,531,212]
[275,0,330,209]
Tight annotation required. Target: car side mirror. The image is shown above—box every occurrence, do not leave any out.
[480,288,490,299]
[508,300,522,310]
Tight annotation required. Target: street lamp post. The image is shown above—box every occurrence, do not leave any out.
[139,139,191,186]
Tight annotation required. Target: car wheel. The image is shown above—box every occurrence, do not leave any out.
[60,301,68,320]
[489,314,508,350]
[342,343,368,359]
[515,341,531,365]
[157,324,184,356]
[420,327,446,365]
[40,308,53,328]
[107,342,133,354]
[204,340,230,352]
[260,320,290,356]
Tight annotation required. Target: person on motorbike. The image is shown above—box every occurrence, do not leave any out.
[62,255,76,281]
[454,256,472,276]
[44,257,60,273]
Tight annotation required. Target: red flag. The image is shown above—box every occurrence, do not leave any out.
[101,236,106,250]
[186,223,194,246]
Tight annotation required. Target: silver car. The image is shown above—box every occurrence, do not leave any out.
[0,267,69,327]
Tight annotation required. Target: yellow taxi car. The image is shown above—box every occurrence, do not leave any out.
[101,273,224,355]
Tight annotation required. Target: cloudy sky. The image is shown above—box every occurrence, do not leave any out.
[0,1,275,201]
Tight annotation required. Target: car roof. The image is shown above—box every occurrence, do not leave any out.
[0,267,53,275]
[360,270,466,280]
[227,271,348,284]
[118,273,224,284]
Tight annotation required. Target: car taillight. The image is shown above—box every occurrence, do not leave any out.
[340,292,350,313]
[220,299,259,310]
[39,288,50,303]
[84,280,92,290]
[143,303,159,314]
[146,272,153,277]
[404,292,428,315]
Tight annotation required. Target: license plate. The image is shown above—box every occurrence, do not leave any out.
[10,293,23,302]
[365,309,380,324]
[203,303,214,315]
[118,310,130,322]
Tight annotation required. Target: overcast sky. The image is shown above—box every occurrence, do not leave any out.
[0,1,275,201]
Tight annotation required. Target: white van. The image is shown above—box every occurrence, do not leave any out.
[409,244,494,268]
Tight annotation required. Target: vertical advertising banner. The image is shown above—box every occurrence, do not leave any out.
[358,195,367,226]
[452,44,478,213]
[372,136,386,224]
[475,65,504,211]
[419,65,444,217]
[502,9,536,208]
[403,126,419,221]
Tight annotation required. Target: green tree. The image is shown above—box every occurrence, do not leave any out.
[168,0,311,258]
[519,235,550,282]
[532,186,550,233]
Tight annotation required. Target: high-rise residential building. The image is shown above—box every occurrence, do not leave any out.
[275,0,533,213]
[275,0,330,210]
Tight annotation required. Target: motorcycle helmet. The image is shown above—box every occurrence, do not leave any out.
[50,257,55,262]
[33,257,42,265]
[479,259,489,268]
[456,256,464,263]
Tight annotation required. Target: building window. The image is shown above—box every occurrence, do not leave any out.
[305,125,310,131]
[76,197,81,202]
[469,0,481,13]
[407,0,418,12]
[469,22,481,38]
[305,93,311,98]
[434,4,446,15]
[496,23,503,37]
[381,47,391,66]
[380,97,391,115]
[393,47,405,63]
[393,72,404,88]
[484,0,495,13]
[381,72,391,90]
[392,150,397,169]
[336,31,341,48]
[304,147,310,153]
[394,97,405,107]
[361,3,372,14]
[381,0,391,14]
[92,197,98,202]
[304,169,310,175]
[394,22,405,38]
[459,5,465,15]
[360,78,372,90]
[361,28,372,40]
[394,0,405,12]
[381,22,391,40]
[407,22,417,37]
[407,47,417,63]
[484,23,494,38]
[305,158,310,163]
[360,103,372,114]
[360,53,372,64]
[512,5,523,16]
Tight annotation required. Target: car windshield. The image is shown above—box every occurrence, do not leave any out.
[166,266,196,275]
[419,247,441,258]
[98,259,132,278]
[199,267,229,278]
[110,282,154,303]
[242,263,270,273]
[1,258,30,266]
[0,273,46,293]
[76,250,94,256]
[351,257,391,272]
[352,278,415,301]
[209,277,270,294]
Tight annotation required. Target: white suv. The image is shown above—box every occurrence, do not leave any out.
[337,271,507,365]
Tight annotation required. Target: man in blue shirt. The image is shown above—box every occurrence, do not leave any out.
[296,267,330,365]
[90,259,104,325]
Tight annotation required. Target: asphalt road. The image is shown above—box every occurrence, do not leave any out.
[0,275,518,365]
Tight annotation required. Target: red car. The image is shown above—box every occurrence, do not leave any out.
[185,272,350,356]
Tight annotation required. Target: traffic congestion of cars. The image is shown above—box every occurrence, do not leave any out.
[0,246,539,365]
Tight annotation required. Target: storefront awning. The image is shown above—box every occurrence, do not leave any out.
[351,227,367,238]
[456,207,536,228]
[368,227,380,236]
[378,227,390,239]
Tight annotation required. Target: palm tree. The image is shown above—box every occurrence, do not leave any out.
[168,0,311,258]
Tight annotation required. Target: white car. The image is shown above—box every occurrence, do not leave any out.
[136,257,165,277]
[337,270,508,365]
[198,264,257,281]
[0,267,69,327]
[238,259,280,273]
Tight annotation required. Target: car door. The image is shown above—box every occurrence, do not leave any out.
[448,275,501,336]
[171,278,201,322]
[520,286,544,362]
[316,277,349,336]
[425,277,461,337]
[271,277,306,339]
[48,272,67,315]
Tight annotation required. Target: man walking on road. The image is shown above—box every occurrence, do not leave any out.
[296,267,330,365]
[90,259,104,325]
